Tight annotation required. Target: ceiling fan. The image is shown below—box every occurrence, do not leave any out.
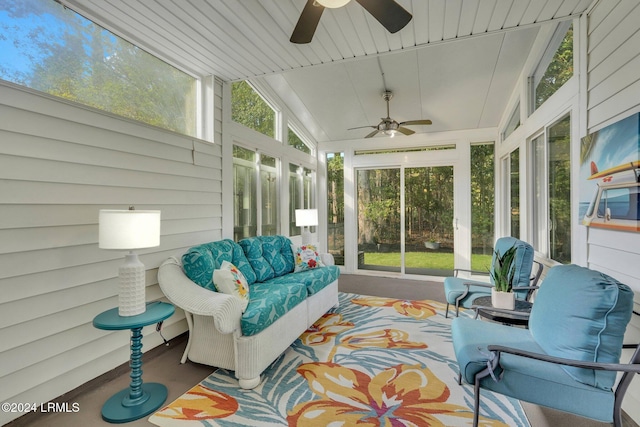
[290,0,412,44]
[349,90,432,138]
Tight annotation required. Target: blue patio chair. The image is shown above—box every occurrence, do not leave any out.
[452,264,639,427]
[443,236,541,317]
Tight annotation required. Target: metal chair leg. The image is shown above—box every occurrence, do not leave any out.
[473,377,481,427]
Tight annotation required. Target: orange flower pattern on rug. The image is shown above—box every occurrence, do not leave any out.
[352,296,442,319]
[149,293,529,427]
[288,362,508,427]
[153,384,238,421]
[299,312,354,346]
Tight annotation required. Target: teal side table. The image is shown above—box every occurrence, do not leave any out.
[93,301,175,423]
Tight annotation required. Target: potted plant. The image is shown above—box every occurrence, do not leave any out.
[490,245,517,309]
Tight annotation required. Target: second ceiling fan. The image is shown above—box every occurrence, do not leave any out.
[290,0,412,44]
[349,90,432,138]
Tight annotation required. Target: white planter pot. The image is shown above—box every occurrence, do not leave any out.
[491,288,515,310]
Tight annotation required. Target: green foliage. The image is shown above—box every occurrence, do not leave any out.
[535,25,573,109]
[288,128,311,154]
[490,246,517,292]
[0,0,196,135]
[363,252,493,270]
[231,81,275,138]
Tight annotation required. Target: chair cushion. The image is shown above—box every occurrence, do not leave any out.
[260,235,295,277]
[529,264,634,390]
[239,237,276,282]
[443,276,492,307]
[452,316,616,422]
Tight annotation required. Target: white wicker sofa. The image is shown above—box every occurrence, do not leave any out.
[158,235,339,389]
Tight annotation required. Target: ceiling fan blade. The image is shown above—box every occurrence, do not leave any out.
[290,0,325,44]
[355,0,412,34]
[365,129,380,138]
[348,125,377,130]
[396,127,415,136]
[399,119,432,126]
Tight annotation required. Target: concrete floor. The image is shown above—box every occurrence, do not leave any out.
[7,273,617,427]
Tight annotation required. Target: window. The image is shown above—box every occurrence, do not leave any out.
[597,188,636,220]
[233,146,257,240]
[289,164,315,236]
[502,102,520,140]
[503,148,520,239]
[326,153,344,265]
[260,154,279,236]
[470,143,495,268]
[531,115,571,263]
[288,127,311,154]
[233,145,282,240]
[531,23,573,112]
[0,0,196,136]
[231,81,276,138]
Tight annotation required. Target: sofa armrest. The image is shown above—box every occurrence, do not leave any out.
[321,252,335,266]
[158,257,242,334]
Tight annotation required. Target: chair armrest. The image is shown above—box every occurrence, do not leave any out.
[321,252,335,266]
[464,281,493,289]
[158,257,242,334]
[487,345,640,374]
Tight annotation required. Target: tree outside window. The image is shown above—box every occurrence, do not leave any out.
[0,0,196,136]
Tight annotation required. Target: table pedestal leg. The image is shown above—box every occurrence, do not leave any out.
[101,326,168,423]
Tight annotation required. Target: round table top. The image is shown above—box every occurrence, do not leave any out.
[93,302,174,330]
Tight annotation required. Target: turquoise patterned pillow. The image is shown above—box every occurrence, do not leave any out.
[181,246,216,290]
[260,235,295,277]
[239,237,275,282]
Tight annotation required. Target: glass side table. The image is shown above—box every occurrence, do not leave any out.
[93,301,175,423]
[471,296,532,327]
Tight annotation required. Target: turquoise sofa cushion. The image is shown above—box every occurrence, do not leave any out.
[241,281,306,336]
[239,237,275,282]
[182,239,257,290]
[265,265,340,296]
[259,235,295,277]
[529,264,633,390]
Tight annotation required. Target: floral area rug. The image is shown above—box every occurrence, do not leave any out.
[149,292,529,426]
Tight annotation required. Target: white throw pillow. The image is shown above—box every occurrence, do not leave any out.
[213,260,250,312]
[292,244,325,272]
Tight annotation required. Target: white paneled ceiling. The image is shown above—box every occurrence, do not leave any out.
[61,0,593,142]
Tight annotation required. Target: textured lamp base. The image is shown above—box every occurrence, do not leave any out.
[118,253,146,317]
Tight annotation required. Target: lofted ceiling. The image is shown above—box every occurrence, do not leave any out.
[61,0,593,142]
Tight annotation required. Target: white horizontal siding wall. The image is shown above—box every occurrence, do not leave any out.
[0,81,222,425]
[586,0,640,422]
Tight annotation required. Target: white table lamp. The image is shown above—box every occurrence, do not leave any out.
[99,208,161,316]
[295,209,318,244]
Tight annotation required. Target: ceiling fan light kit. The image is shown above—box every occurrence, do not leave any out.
[349,90,432,139]
[291,0,412,44]
[315,0,351,8]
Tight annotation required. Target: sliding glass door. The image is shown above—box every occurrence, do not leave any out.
[356,165,454,276]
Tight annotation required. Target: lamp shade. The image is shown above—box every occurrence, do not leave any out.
[99,209,161,250]
[295,209,318,227]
